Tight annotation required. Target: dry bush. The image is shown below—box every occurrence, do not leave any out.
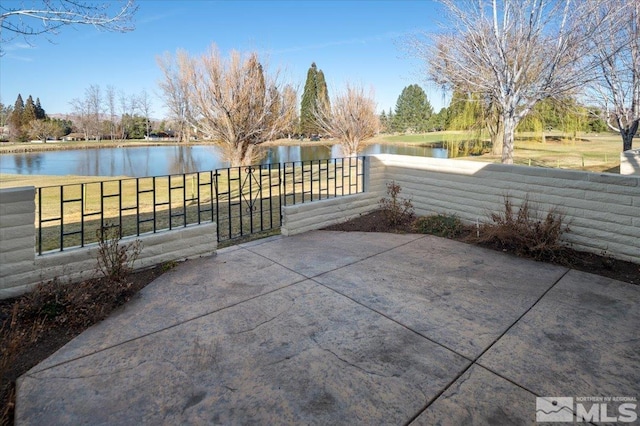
[379,181,414,226]
[96,224,142,282]
[471,196,570,261]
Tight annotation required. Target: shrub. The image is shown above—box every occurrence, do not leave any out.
[379,181,414,225]
[96,224,142,282]
[414,214,464,238]
[471,196,570,261]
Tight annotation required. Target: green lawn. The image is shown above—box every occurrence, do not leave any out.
[371,130,635,172]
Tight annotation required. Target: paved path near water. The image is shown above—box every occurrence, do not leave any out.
[16,231,640,424]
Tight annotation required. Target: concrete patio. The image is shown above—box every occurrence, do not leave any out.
[16,231,640,425]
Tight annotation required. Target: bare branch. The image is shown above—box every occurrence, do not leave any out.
[583,0,639,151]
[0,0,137,54]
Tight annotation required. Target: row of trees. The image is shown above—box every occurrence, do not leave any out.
[69,85,155,141]
[2,88,159,142]
[378,83,608,139]
[157,45,380,165]
[3,94,73,142]
[418,0,639,162]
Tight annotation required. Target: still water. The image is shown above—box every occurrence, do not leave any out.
[0,143,447,178]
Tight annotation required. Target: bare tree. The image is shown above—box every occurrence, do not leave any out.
[28,119,62,142]
[70,96,90,140]
[106,85,117,141]
[586,0,639,151]
[315,84,380,157]
[137,89,153,138]
[118,90,136,140]
[86,84,103,140]
[417,0,617,164]
[157,45,297,166]
[0,0,137,54]
[275,84,299,139]
[157,50,192,143]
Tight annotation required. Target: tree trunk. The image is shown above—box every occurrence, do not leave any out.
[490,122,504,156]
[502,113,516,164]
[621,119,638,151]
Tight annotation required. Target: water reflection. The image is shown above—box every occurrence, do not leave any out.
[0,143,448,178]
[7,153,44,174]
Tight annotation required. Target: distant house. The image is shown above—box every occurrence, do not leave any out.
[62,133,87,141]
[145,131,176,141]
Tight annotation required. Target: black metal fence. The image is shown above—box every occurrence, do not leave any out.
[36,157,366,254]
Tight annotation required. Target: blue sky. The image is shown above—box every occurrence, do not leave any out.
[1,0,448,119]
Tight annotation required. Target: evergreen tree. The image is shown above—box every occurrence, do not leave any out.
[299,62,330,137]
[8,94,25,140]
[23,95,37,124]
[392,84,433,133]
[35,97,46,119]
[316,69,330,114]
[379,110,389,133]
[387,108,395,132]
[430,107,449,131]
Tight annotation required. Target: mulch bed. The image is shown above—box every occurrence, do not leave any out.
[0,266,165,425]
[323,210,639,285]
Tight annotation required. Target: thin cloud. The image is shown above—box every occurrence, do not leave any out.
[266,30,409,55]
[3,42,34,52]
[5,54,34,62]
[138,11,175,25]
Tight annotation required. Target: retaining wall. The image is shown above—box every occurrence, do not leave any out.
[281,192,379,236]
[0,186,217,299]
[620,148,640,176]
[282,155,640,264]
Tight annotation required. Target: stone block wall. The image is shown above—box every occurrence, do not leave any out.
[374,155,640,263]
[620,148,640,176]
[281,192,379,236]
[0,186,217,299]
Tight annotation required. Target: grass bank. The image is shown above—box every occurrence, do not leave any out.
[373,130,635,173]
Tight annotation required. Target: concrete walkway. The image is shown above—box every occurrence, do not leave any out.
[16,231,640,425]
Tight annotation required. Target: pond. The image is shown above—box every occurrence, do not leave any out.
[0,143,448,177]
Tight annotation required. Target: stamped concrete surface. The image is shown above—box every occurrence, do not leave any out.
[16,231,640,425]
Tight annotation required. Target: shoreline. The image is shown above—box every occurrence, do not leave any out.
[0,138,343,154]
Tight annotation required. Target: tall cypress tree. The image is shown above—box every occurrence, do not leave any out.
[300,63,319,137]
[316,69,330,114]
[299,62,330,137]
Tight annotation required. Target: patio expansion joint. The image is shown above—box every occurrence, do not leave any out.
[26,266,310,375]
[402,267,572,425]
[244,234,431,281]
